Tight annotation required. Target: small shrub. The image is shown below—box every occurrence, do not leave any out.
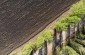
[43,30,52,42]
[55,22,68,31]
[20,42,35,55]
[36,35,44,49]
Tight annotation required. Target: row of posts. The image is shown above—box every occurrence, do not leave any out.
[30,20,85,55]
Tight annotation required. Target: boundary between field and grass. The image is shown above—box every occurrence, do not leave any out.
[9,0,85,55]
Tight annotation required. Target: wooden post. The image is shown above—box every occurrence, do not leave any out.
[74,25,76,37]
[82,23,85,34]
[52,29,57,55]
[43,41,48,55]
[67,25,71,45]
[60,31,62,49]
[54,29,57,46]
[77,23,80,34]
[74,25,76,36]
[81,19,85,34]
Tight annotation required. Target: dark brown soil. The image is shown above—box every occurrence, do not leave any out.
[0,0,79,55]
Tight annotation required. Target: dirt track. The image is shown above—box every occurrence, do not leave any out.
[0,0,78,55]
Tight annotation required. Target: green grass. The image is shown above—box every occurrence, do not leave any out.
[69,41,85,55]
[59,46,79,55]
[77,33,85,40]
[76,39,85,46]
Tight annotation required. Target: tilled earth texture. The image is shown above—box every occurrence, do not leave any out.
[0,0,79,55]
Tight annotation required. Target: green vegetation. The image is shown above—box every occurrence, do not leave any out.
[55,22,68,31]
[70,41,85,55]
[61,16,81,25]
[37,35,44,49]
[76,39,85,46]
[37,30,52,49]
[55,16,81,32]
[71,1,85,19]
[42,30,52,42]
[20,42,35,55]
[77,33,85,40]
[20,30,52,55]
[59,46,79,55]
